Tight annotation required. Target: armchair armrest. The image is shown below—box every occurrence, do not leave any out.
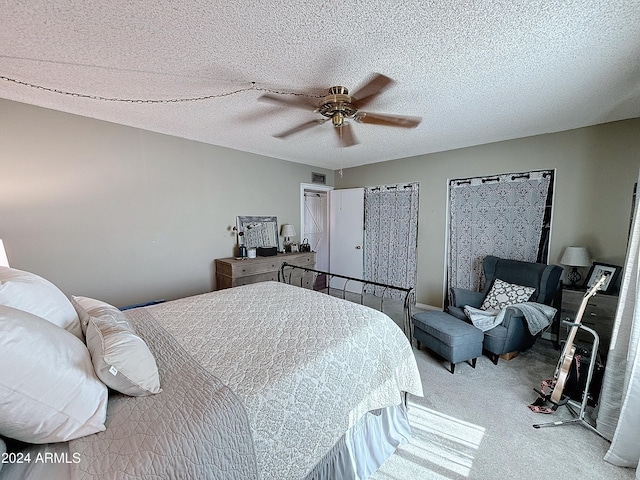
[450,287,485,308]
[500,306,524,326]
[500,306,537,351]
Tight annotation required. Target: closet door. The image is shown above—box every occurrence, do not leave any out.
[329,188,364,292]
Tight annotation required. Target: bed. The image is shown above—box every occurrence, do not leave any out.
[0,265,422,480]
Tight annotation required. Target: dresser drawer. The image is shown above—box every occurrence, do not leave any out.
[215,258,278,276]
[584,294,618,315]
[232,271,280,286]
[233,259,281,276]
[281,254,316,268]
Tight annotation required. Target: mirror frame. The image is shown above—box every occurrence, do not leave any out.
[236,215,279,250]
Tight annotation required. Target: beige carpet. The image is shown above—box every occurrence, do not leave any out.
[372,339,635,480]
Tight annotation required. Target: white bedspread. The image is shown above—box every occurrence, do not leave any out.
[146,281,422,480]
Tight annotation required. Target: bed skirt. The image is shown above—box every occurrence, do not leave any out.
[305,402,411,480]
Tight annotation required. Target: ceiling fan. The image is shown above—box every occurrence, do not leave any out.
[258,73,422,147]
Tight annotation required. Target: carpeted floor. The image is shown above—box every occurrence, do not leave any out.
[372,339,635,480]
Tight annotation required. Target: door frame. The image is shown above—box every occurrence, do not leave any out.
[300,183,334,235]
[300,183,333,270]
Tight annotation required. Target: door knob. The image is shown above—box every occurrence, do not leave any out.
[355,245,362,249]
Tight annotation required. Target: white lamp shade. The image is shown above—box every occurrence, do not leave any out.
[560,246,591,267]
[0,239,9,268]
[280,224,296,237]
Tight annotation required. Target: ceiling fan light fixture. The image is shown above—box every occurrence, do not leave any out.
[332,112,345,127]
[260,74,421,146]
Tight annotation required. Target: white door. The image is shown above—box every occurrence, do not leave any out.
[329,188,364,292]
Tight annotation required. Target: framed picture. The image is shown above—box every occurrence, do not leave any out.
[585,263,621,293]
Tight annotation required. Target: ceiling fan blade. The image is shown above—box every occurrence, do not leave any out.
[274,119,326,139]
[355,112,422,128]
[335,123,358,147]
[258,94,317,111]
[351,73,395,109]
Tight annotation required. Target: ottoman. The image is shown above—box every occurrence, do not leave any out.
[412,311,484,374]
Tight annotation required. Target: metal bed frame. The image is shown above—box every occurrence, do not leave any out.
[278,262,416,345]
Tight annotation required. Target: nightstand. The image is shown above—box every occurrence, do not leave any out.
[560,287,619,359]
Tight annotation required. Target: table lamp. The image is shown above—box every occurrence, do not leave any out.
[560,246,591,289]
[280,224,296,252]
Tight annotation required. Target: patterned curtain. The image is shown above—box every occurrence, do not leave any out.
[364,183,419,298]
[447,170,553,296]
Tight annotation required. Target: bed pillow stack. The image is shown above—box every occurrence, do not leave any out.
[0,266,161,445]
[0,267,107,443]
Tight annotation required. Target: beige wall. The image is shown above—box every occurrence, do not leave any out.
[336,118,640,307]
[0,99,334,307]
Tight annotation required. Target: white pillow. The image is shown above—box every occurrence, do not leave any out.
[0,267,83,340]
[0,305,108,444]
[74,297,161,397]
[480,278,536,312]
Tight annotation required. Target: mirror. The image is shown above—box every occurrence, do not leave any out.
[236,216,279,250]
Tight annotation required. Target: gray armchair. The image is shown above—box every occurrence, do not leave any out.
[448,255,562,364]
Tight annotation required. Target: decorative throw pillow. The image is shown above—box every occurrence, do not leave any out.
[71,295,113,331]
[0,305,107,443]
[480,278,535,312]
[0,267,83,340]
[73,297,162,397]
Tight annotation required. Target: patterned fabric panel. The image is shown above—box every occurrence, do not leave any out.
[364,183,419,299]
[448,170,552,296]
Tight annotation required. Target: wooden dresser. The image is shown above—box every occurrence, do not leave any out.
[560,288,619,358]
[215,252,316,290]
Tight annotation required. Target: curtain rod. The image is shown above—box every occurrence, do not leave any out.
[451,169,553,186]
[369,183,416,191]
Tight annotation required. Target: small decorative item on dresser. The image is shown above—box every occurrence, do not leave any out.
[238,243,247,259]
[281,224,296,252]
[299,238,311,252]
[257,246,278,257]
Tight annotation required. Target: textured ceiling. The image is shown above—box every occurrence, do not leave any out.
[1,1,640,169]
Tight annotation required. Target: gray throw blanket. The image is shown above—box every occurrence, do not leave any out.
[464,302,557,335]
